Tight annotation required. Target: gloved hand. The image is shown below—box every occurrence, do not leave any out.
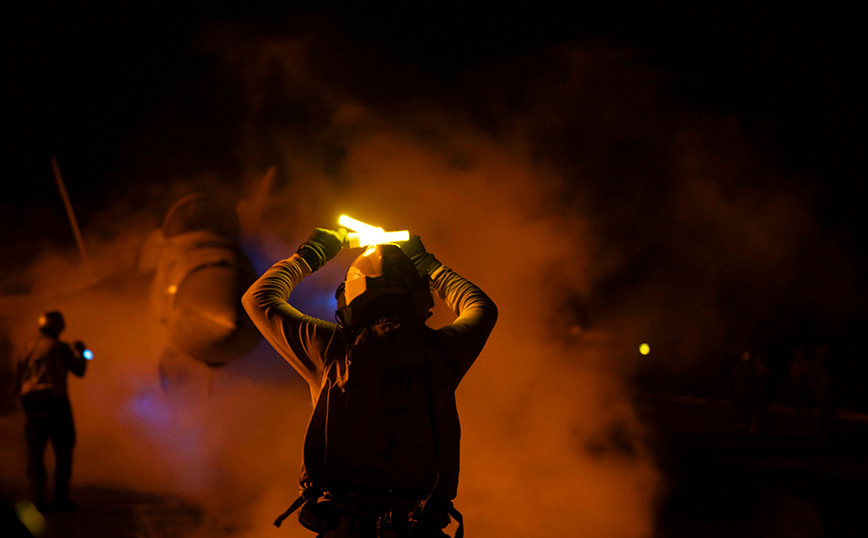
[73,341,86,353]
[297,228,348,271]
[395,235,441,276]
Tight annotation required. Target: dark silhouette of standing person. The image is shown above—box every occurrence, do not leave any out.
[733,350,755,431]
[810,343,833,439]
[243,228,497,537]
[788,346,811,415]
[733,350,770,433]
[15,311,87,511]
[752,352,771,433]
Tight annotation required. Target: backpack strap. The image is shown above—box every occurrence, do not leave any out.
[445,503,464,538]
[274,485,323,528]
[406,497,464,538]
[273,494,306,528]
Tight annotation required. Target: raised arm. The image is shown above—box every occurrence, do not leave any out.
[66,341,88,377]
[242,228,347,388]
[397,236,497,381]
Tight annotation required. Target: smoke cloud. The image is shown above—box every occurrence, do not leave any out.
[3,17,859,538]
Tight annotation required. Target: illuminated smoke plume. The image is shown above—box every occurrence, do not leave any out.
[213,27,662,538]
[3,17,856,538]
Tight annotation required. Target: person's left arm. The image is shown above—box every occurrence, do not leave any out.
[242,228,347,388]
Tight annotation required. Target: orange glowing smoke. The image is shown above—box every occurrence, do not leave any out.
[0,33,665,538]
[7,18,832,538]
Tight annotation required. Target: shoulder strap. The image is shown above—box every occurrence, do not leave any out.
[273,494,306,528]
[446,503,465,538]
[274,484,325,529]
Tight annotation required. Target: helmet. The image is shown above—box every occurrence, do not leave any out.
[38,311,65,336]
[335,244,434,328]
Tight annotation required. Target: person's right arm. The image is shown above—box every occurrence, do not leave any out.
[397,236,497,381]
[430,265,497,381]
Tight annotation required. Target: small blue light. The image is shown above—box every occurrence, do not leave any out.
[83,349,93,360]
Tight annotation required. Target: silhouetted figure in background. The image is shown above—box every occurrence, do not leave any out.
[15,311,87,511]
[788,346,811,415]
[733,351,754,430]
[810,343,833,439]
[0,327,19,413]
[733,350,770,433]
[243,229,497,537]
[752,352,771,433]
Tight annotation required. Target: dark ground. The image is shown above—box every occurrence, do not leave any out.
[2,485,200,538]
[640,394,868,538]
[3,395,866,537]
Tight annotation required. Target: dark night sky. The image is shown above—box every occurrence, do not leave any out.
[5,6,862,237]
[4,6,865,362]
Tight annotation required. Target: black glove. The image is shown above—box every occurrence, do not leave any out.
[396,235,442,276]
[73,341,86,353]
[297,228,348,271]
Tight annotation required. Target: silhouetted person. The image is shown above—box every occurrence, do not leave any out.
[15,311,87,511]
[733,351,754,430]
[243,229,497,538]
[752,352,771,433]
[810,343,833,439]
[733,350,770,433]
[788,346,811,415]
